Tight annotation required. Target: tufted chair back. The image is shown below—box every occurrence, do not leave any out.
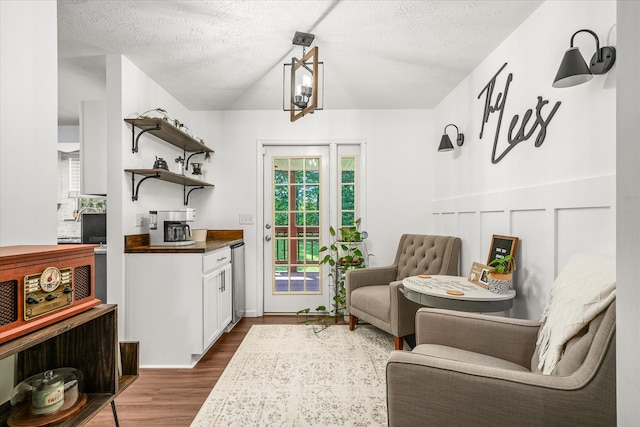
[394,234,461,280]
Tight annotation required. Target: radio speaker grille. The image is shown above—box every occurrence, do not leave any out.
[74,265,91,300]
[0,280,18,325]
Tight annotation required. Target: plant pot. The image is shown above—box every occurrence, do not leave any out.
[487,272,513,294]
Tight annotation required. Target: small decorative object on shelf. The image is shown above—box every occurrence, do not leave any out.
[191,162,203,175]
[137,107,169,121]
[178,123,191,136]
[174,156,184,174]
[152,156,169,170]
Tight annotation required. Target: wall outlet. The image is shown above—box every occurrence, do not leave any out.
[239,214,254,225]
[134,213,144,227]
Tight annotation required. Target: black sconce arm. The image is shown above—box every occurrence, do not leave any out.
[444,124,465,146]
[570,29,601,62]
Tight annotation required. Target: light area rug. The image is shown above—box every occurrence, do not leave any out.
[191,324,394,426]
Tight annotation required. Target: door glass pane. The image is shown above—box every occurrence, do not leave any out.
[339,156,357,228]
[272,156,321,295]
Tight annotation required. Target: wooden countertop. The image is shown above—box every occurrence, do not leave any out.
[124,229,243,254]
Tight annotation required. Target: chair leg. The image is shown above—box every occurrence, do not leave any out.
[349,314,357,331]
[394,336,403,350]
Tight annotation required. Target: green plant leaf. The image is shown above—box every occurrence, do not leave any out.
[488,255,513,273]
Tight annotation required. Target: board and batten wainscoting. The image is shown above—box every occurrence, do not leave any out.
[431,174,615,320]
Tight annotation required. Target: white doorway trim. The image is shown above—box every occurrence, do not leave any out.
[256,138,367,316]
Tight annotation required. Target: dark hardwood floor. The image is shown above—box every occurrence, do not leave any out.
[86,315,340,426]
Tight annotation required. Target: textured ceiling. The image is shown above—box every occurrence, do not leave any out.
[57,0,543,125]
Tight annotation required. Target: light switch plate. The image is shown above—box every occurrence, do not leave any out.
[134,213,144,227]
[239,214,254,225]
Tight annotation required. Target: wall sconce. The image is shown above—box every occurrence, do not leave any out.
[552,29,616,88]
[283,31,324,122]
[438,124,464,152]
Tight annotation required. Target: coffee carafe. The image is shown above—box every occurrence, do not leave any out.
[149,209,196,246]
[165,221,191,242]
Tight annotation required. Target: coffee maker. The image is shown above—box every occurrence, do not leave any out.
[149,209,196,246]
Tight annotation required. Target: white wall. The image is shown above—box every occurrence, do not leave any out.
[0,0,58,246]
[58,126,79,143]
[190,109,433,317]
[431,0,616,319]
[616,1,640,424]
[0,0,58,406]
[105,55,217,334]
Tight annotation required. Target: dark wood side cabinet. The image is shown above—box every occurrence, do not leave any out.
[0,304,139,426]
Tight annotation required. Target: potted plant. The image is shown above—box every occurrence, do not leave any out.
[487,255,514,294]
[297,219,369,333]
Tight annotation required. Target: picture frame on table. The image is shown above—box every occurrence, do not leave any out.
[487,234,519,271]
[468,262,491,289]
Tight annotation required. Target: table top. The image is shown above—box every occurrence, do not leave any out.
[402,275,516,302]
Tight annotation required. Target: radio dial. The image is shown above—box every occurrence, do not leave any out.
[26,295,40,304]
[40,267,61,292]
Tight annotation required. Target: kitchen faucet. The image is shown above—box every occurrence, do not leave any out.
[75,206,98,221]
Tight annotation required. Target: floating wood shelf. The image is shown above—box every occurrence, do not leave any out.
[124,118,214,153]
[125,168,213,187]
[124,168,213,205]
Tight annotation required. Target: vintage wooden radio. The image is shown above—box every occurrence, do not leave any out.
[0,245,101,344]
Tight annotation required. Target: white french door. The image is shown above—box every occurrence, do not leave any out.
[263,145,330,313]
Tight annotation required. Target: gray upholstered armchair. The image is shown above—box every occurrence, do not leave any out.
[346,234,461,350]
[386,301,616,426]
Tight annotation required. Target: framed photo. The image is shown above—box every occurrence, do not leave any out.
[468,262,491,289]
[486,235,519,271]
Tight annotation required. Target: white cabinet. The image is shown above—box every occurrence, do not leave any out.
[202,248,232,350]
[125,247,233,367]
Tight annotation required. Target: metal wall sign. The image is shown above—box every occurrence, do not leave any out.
[477,63,562,164]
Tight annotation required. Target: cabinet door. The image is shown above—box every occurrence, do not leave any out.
[203,269,221,348]
[218,263,233,329]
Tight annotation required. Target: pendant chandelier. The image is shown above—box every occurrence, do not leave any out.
[283,31,324,122]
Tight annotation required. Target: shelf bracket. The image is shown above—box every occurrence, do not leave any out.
[131,123,161,153]
[185,151,205,171]
[184,186,205,206]
[131,173,160,201]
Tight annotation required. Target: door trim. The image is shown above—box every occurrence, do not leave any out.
[256,138,367,316]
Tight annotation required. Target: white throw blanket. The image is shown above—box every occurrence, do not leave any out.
[536,253,616,375]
